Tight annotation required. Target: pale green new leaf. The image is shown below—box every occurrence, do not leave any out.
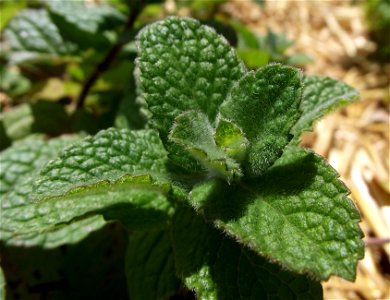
[34,128,169,198]
[171,207,323,299]
[215,118,249,162]
[219,64,302,177]
[291,75,359,143]
[190,146,364,281]
[136,16,246,138]
[169,111,242,182]
[126,229,180,299]
[3,9,77,63]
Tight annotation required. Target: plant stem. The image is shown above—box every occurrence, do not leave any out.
[76,1,144,109]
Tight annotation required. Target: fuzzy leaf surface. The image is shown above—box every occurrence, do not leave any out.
[291,75,359,142]
[34,128,169,197]
[2,175,172,237]
[219,64,302,177]
[0,137,106,247]
[136,16,246,138]
[190,147,364,281]
[171,207,323,299]
[0,136,79,196]
[3,9,76,63]
[169,111,242,182]
[1,129,173,239]
[126,229,180,299]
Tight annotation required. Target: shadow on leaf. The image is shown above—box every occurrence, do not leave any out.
[192,150,317,222]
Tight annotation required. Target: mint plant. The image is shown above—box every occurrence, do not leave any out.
[0,17,364,299]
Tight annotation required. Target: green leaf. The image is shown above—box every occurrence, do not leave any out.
[169,111,242,182]
[0,137,72,196]
[190,146,364,281]
[0,102,71,147]
[215,118,249,162]
[1,222,128,299]
[0,265,5,300]
[291,75,359,143]
[1,129,173,240]
[219,64,303,177]
[2,174,172,238]
[0,136,106,247]
[47,1,125,50]
[171,206,323,299]
[136,16,246,138]
[34,128,169,197]
[125,229,181,299]
[3,9,77,63]
[0,65,31,97]
[236,48,269,69]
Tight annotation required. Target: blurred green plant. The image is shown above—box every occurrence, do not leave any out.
[365,0,390,59]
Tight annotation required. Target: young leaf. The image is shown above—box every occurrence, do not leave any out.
[291,75,359,143]
[136,16,246,138]
[171,206,323,299]
[3,9,77,63]
[215,118,249,162]
[125,229,181,299]
[219,64,303,177]
[169,111,242,182]
[34,128,169,197]
[190,146,364,281]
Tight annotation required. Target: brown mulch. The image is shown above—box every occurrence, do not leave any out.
[222,1,389,299]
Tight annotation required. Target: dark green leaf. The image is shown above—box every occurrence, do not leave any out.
[3,9,77,63]
[0,136,106,247]
[47,1,126,50]
[291,75,359,143]
[0,266,4,300]
[1,223,128,299]
[171,206,324,299]
[0,102,72,147]
[126,229,181,299]
[34,128,169,197]
[136,16,246,138]
[190,147,364,281]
